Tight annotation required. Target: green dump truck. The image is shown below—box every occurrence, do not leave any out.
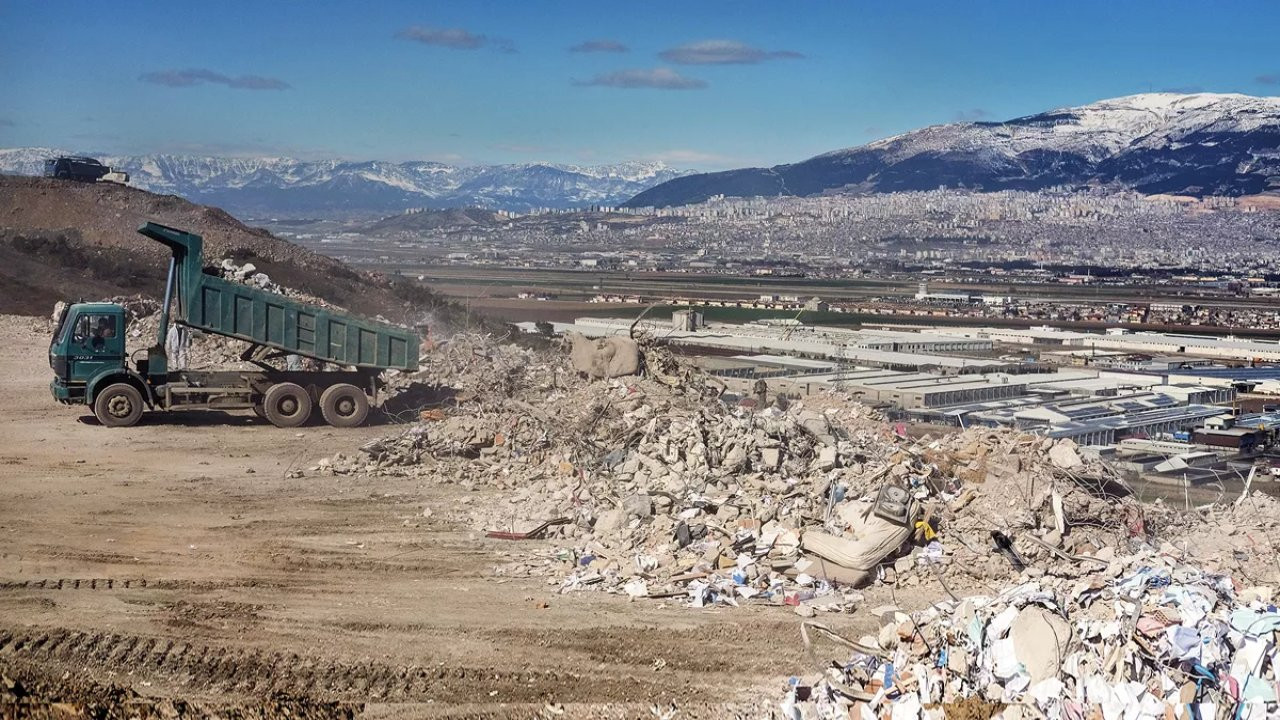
[49,222,420,428]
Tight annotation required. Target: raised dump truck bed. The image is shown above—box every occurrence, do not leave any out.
[48,222,422,428]
[141,222,418,372]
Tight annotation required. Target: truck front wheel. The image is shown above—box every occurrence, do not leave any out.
[320,384,370,428]
[262,382,313,428]
[94,383,145,427]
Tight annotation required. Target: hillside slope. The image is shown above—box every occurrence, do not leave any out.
[0,176,421,318]
[626,92,1280,207]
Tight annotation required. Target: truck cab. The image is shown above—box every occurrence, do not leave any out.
[50,302,146,425]
[44,156,112,182]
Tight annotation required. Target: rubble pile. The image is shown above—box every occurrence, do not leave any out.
[885,429,1172,587]
[111,294,162,325]
[341,366,702,479]
[1164,493,1280,584]
[214,258,283,294]
[517,421,1151,611]
[121,305,249,369]
[391,331,573,406]
[780,532,1280,719]
[323,334,1162,615]
[530,394,896,610]
[212,258,339,310]
[309,332,1280,714]
[116,264,339,368]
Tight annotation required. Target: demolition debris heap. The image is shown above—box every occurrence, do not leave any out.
[315,331,1280,717]
[325,331,1184,608]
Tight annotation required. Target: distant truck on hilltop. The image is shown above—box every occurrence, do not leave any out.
[44,156,129,184]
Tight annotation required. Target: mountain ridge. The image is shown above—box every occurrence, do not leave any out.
[0,176,431,317]
[625,92,1280,208]
[0,148,691,217]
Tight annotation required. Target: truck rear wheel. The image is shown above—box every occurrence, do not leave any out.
[94,383,144,427]
[320,384,369,428]
[262,382,312,428]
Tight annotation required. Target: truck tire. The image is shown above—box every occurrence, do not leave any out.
[94,383,145,427]
[262,382,312,428]
[320,384,370,428]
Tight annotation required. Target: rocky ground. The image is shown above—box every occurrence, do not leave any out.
[0,315,865,718]
[6,312,1280,719]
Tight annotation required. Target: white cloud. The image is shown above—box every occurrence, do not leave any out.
[574,67,706,90]
[659,40,803,65]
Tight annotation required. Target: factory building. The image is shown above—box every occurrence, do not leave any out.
[933,326,1280,363]
[1043,405,1227,446]
[850,328,993,354]
[790,370,1030,409]
[544,317,1013,372]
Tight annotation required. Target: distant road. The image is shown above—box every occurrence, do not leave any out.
[397,265,1280,311]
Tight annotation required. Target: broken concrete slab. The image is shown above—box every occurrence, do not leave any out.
[568,333,640,379]
[1048,441,1083,470]
[622,493,653,519]
[760,447,781,469]
[1010,605,1071,684]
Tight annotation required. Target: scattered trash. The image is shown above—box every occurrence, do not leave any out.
[782,541,1280,719]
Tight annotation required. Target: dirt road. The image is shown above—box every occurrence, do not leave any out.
[0,315,879,717]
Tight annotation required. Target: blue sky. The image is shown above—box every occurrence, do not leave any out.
[2,0,1278,169]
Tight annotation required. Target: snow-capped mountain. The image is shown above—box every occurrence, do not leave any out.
[626,92,1280,207]
[0,148,690,216]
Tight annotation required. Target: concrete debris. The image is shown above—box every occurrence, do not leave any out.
[1047,442,1083,470]
[316,332,1200,617]
[186,325,1280,714]
[387,331,570,409]
[218,258,282,294]
[781,539,1280,719]
[568,333,640,378]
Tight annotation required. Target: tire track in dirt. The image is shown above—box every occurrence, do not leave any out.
[0,625,683,705]
[1,659,362,720]
[0,578,277,591]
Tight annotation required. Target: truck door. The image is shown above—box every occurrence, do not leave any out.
[67,311,124,382]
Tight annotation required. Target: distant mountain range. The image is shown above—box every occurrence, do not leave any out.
[626,92,1280,208]
[0,148,691,217]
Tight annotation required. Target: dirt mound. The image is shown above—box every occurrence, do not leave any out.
[0,176,423,320]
